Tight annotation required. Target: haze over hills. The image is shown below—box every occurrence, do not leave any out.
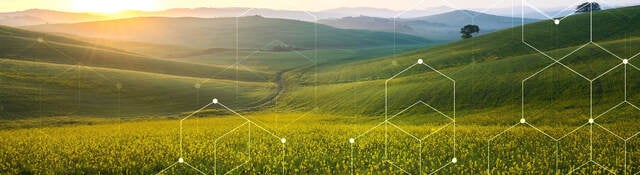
[318,6,455,18]
[0,9,110,26]
[0,7,450,26]
[0,4,606,27]
[319,10,540,41]
[21,16,432,49]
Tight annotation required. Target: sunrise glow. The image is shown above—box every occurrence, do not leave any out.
[70,0,155,13]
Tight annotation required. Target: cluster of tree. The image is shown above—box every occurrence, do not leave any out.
[460,25,480,39]
[576,2,601,13]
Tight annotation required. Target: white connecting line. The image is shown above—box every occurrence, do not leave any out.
[488,1,640,174]
[156,98,285,175]
[350,59,457,175]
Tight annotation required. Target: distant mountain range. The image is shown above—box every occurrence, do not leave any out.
[319,10,540,41]
[0,7,458,27]
[320,6,455,18]
[0,4,615,27]
[5,8,542,43]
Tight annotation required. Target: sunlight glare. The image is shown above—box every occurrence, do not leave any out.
[70,0,155,13]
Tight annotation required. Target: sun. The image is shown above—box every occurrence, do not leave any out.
[70,0,155,13]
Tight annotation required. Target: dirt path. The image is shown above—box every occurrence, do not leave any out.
[251,68,291,108]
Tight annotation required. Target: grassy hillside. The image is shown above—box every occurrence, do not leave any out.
[0,25,281,118]
[0,58,275,118]
[22,16,433,49]
[279,6,640,130]
[0,26,272,82]
[176,46,421,72]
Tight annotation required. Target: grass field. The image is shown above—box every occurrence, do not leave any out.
[2,112,640,174]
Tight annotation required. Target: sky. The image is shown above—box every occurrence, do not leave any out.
[1,0,638,13]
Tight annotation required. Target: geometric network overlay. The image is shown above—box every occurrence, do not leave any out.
[349,59,457,174]
[155,98,285,175]
[488,1,640,174]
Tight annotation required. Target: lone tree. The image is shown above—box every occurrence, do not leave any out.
[576,2,601,13]
[460,25,480,39]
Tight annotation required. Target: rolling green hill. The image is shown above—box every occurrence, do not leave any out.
[0,12,434,119]
[0,25,271,82]
[0,58,275,118]
[21,16,433,49]
[279,6,640,132]
[0,25,279,118]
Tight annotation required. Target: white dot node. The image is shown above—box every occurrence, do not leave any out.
[589,118,594,124]
[623,59,629,64]
[178,157,184,163]
[417,59,424,64]
[194,83,201,89]
[349,138,355,144]
[212,98,219,104]
[281,138,286,143]
[37,38,44,43]
[452,157,457,163]
[520,118,526,124]
[553,19,560,25]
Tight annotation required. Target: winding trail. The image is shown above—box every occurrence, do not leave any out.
[252,68,292,108]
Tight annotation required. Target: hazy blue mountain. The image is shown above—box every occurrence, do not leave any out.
[319,10,539,41]
[318,6,455,18]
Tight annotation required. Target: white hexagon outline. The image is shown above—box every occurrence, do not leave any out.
[521,0,595,63]
[489,3,640,172]
[155,98,285,175]
[349,59,457,175]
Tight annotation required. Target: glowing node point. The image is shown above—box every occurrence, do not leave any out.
[194,83,201,89]
[553,19,560,25]
[178,157,184,163]
[37,38,44,43]
[623,59,629,64]
[452,157,457,163]
[520,118,526,124]
[589,118,594,124]
[417,59,424,64]
[212,98,219,104]
[349,138,355,144]
[281,138,286,143]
